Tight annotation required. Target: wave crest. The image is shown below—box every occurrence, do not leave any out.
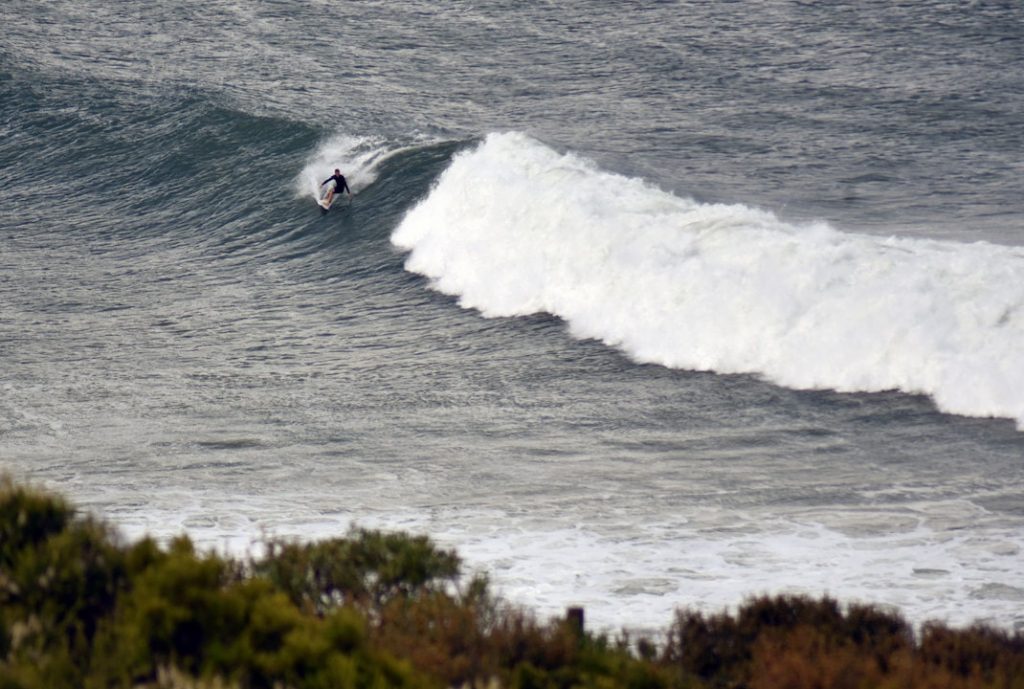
[393,132,1024,428]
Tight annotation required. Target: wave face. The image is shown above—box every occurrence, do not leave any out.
[394,133,1024,427]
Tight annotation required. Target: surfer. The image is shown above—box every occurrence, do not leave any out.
[321,169,351,206]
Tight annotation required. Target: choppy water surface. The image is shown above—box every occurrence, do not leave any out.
[2,0,1023,631]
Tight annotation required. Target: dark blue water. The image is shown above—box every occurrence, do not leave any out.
[2,0,1023,632]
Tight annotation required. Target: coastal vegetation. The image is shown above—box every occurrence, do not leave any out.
[2,476,1022,689]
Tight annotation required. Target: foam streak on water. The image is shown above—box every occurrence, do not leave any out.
[394,132,1024,428]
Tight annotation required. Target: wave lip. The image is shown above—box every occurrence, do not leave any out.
[393,132,1024,428]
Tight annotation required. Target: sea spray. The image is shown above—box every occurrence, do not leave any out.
[393,132,1024,428]
[296,135,407,201]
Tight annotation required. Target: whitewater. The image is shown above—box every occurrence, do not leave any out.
[395,133,1024,428]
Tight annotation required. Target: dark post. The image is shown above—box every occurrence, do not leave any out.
[566,606,585,637]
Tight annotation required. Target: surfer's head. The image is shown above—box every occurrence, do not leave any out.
[334,168,341,175]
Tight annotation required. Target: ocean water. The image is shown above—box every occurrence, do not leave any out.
[2,0,1023,633]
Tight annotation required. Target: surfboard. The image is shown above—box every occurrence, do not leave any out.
[317,180,336,212]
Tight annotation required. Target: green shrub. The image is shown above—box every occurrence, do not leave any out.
[0,477,126,682]
[0,478,434,689]
[89,543,427,689]
[252,528,461,614]
[3,476,1023,689]
[0,477,75,566]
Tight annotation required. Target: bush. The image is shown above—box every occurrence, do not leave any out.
[0,477,126,685]
[252,529,461,614]
[3,476,1023,689]
[0,479,431,689]
[662,595,1024,689]
[919,622,1024,685]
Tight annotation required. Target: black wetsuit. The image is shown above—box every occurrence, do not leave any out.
[322,173,350,195]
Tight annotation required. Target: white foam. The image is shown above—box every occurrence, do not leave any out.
[295,135,406,200]
[117,500,1024,633]
[393,132,1024,428]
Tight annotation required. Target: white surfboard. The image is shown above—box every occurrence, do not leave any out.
[317,180,336,210]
